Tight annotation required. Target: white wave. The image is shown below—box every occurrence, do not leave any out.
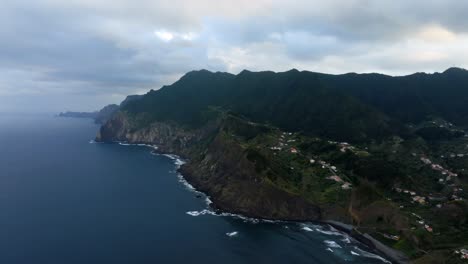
[300,223,321,231]
[315,226,346,236]
[324,240,342,248]
[163,154,178,160]
[226,231,238,237]
[185,207,277,226]
[139,144,159,150]
[185,207,263,224]
[174,158,186,168]
[115,141,159,150]
[177,173,199,193]
[353,247,391,264]
[326,248,334,252]
[261,219,277,223]
[205,196,213,205]
[217,211,260,224]
[158,154,186,169]
[88,139,103,144]
[341,237,351,244]
[351,251,360,256]
[186,209,216,216]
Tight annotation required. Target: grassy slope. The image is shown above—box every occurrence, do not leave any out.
[114,68,468,262]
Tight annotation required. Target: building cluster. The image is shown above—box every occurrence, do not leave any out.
[394,188,426,205]
[454,249,468,259]
[411,213,433,233]
[451,187,464,201]
[271,132,355,190]
[420,155,465,201]
[270,132,295,152]
[420,156,458,181]
[326,174,353,190]
[337,142,356,153]
[382,233,400,241]
[326,141,358,153]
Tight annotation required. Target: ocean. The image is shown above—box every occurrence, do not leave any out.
[0,113,389,264]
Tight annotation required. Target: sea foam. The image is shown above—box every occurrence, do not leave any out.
[186,209,216,216]
[301,226,314,232]
[115,141,158,150]
[324,240,342,248]
[353,247,391,264]
[315,225,347,237]
[226,231,238,237]
[341,237,351,244]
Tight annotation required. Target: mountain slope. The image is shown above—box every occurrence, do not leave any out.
[97,68,468,263]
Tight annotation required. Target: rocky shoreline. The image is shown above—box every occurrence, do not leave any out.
[324,221,409,264]
[111,141,409,264]
[181,153,408,264]
[181,161,409,264]
[95,111,412,263]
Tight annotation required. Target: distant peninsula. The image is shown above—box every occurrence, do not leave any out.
[59,95,143,124]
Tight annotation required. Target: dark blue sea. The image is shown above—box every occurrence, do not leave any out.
[0,113,390,264]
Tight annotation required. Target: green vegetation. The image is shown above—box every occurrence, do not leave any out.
[102,68,468,263]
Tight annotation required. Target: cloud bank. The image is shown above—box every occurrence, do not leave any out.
[1,0,467,112]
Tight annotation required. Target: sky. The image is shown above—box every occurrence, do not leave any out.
[1,0,468,112]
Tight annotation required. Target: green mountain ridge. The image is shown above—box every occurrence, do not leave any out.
[97,68,468,263]
[122,68,468,142]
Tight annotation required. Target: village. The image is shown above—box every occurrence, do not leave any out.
[455,248,468,260]
[419,155,465,201]
[269,132,354,191]
[387,155,466,236]
[261,126,468,258]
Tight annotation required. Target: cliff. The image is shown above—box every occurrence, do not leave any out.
[94,68,468,263]
[96,111,414,262]
[97,112,322,220]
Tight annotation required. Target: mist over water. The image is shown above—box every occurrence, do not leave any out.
[0,113,387,264]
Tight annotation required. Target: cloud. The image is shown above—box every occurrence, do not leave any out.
[1,0,468,112]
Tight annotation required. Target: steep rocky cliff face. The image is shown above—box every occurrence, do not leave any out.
[92,68,468,263]
[97,112,202,156]
[97,112,322,220]
[180,133,321,220]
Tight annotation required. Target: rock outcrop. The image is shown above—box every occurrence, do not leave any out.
[97,112,322,221]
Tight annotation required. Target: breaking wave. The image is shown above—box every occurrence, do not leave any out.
[226,231,238,237]
[299,223,390,262]
[176,173,199,193]
[314,225,345,236]
[324,240,342,248]
[353,247,391,263]
[115,141,158,150]
[186,209,216,216]
[341,237,351,244]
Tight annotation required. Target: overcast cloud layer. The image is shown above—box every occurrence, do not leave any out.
[1,0,468,112]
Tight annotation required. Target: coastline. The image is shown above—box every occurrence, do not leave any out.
[324,221,409,264]
[109,141,409,264]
